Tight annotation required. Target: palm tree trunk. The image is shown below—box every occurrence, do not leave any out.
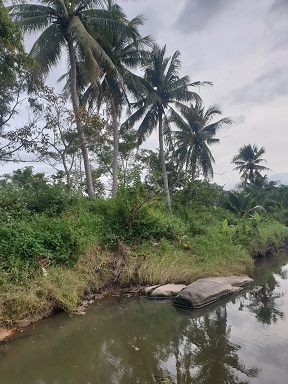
[158,108,171,211]
[111,101,119,197]
[249,167,254,186]
[67,38,95,198]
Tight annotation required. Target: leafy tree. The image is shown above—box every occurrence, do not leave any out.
[232,144,270,187]
[244,183,283,214]
[173,179,224,209]
[0,2,39,162]
[138,148,173,196]
[0,0,25,84]
[29,87,106,194]
[118,129,140,186]
[8,0,128,197]
[28,87,78,190]
[0,73,44,163]
[0,166,70,214]
[171,101,233,180]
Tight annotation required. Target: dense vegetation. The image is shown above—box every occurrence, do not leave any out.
[0,167,287,325]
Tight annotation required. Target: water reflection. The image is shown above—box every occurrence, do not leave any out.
[239,259,287,325]
[245,284,284,324]
[157,306,259,384]
[0,298,260,384]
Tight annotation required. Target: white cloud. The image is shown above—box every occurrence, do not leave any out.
[119,0,288,187]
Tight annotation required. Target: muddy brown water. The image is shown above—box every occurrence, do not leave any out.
[1,253,288,384]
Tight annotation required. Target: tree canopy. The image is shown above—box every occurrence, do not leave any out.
[232,144,270,187]
[0,0,25,84]
[171,101,233,180]
[122,44,203,210]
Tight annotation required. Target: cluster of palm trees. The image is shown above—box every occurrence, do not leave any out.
[8,0,233,210]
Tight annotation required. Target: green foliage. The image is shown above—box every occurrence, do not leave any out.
[249,220,288,257]
[173,180,224,211]
[87,168,184,246]
[1,166,288,326]
[171,101,233,179]
[0,167,72,214]
[0,169,83,280]
[0,213,82,281]
[222,218,229,236]
[0,0,25,84]
[223,191,266,218]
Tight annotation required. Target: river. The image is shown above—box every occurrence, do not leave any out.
[1,253,288,384]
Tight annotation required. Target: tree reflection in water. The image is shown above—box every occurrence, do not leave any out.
[245,283,284,325]
[241,263,287,325]
[157,306,259,384]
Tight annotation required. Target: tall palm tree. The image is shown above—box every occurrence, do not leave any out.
[8,0,124,197]
[171,101,233,180]
[122,44,204,211]
[83,1,152,196]
[232,144,270,187]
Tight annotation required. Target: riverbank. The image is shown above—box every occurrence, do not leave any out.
[0,286,143,342]
[1,181,288,337]
[1,218,288,339]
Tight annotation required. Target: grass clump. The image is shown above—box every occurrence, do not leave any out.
[249,220,288,257]
[119,227,254,287]
[0,249,116,324]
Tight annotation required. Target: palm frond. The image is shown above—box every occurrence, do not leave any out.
[30,23,65,75]
[9,4,56,32]
[137,107,158,144]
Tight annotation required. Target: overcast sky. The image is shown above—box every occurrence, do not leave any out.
[119,0,288,188]
[4,0,288,188]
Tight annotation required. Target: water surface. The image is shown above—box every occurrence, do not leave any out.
[1,253,288,384]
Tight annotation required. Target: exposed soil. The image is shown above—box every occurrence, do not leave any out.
[0,328,15,342]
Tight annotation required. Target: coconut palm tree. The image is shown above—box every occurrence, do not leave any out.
[8,0,126,197]
[122,44,205,211]
[232,144,270,187]
[83,1,152,196]
[171,101,233,180]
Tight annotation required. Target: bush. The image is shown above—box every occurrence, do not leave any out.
[0,167,73,215]
[0,213,83,282]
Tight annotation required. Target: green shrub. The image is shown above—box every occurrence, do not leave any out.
[0,167,73,215]
[0,213,83,282]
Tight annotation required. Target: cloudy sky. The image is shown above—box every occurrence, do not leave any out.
[119,0,288,188]
[4,0,288,188]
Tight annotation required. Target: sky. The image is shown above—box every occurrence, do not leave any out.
[3,0,288,188]
[119,0,288,188]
